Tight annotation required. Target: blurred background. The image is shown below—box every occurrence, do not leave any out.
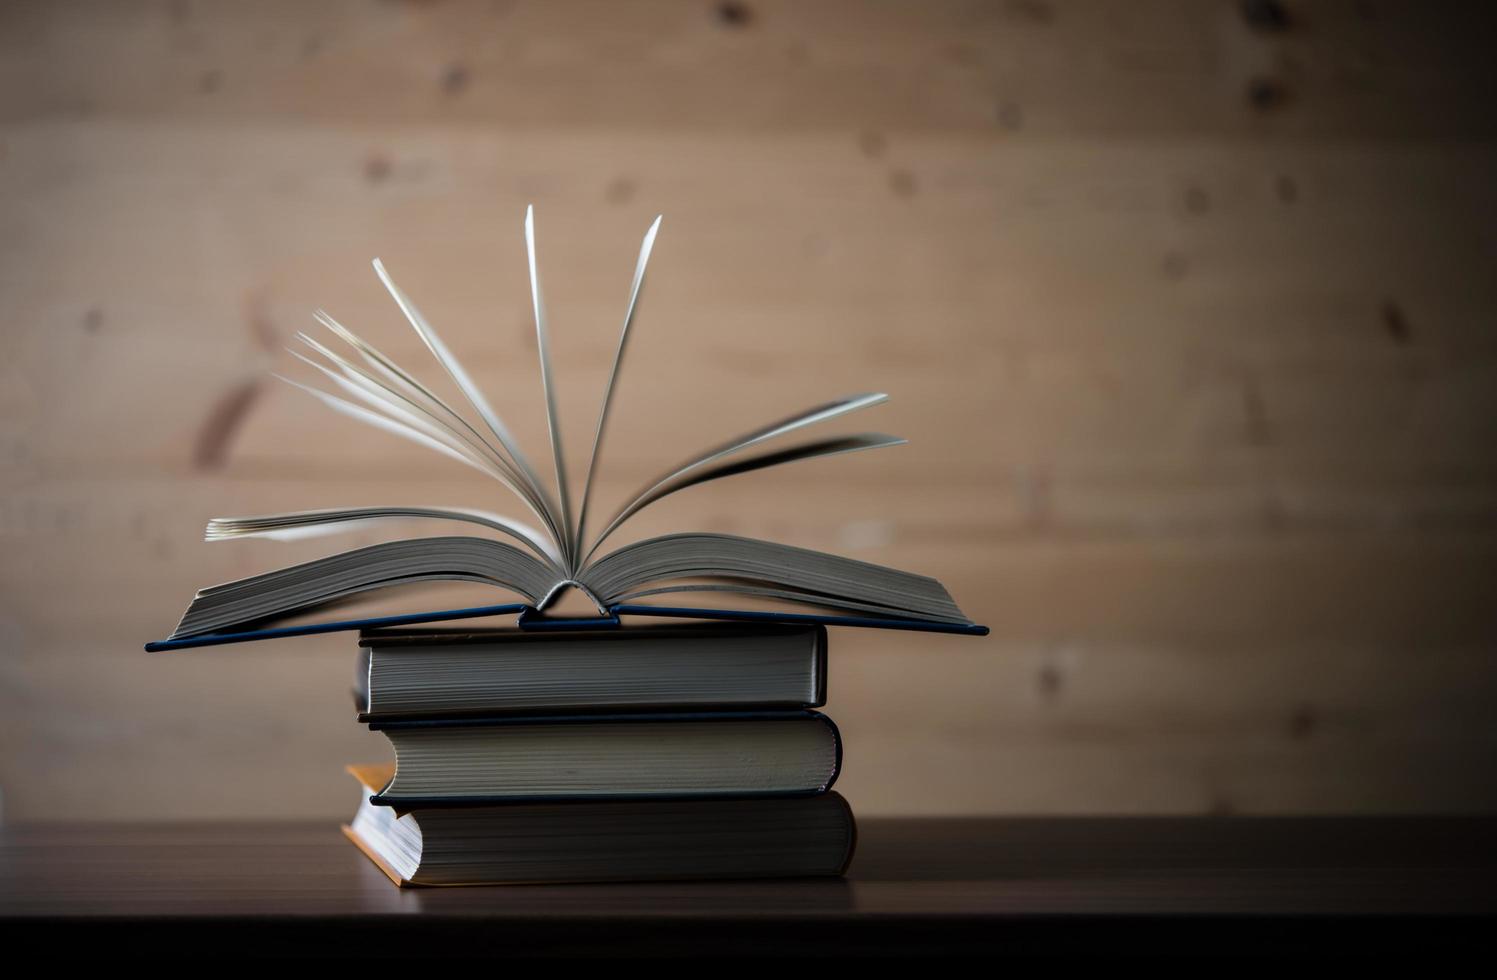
[2,0,1496,821]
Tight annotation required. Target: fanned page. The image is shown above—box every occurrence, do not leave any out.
[574,215,661,564]
[168,532,972,640]
[207,506,563,570]
[581,393,892,565]
[154,207,982,645]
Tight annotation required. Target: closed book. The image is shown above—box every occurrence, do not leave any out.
[354,622,827,721]
[368,710,842,806]
[343,765,857,887]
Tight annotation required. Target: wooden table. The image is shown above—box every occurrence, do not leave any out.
[3,817,1494,957]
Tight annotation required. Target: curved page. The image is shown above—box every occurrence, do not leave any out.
[170,537,556,639]
[580,533,971,624]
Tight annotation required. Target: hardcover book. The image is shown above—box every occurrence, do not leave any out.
[366,710,841,806]
[343,765,856,887]
[355,622,827,721]
[150,207,981,647]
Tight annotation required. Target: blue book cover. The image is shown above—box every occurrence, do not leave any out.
[145,602,987,651]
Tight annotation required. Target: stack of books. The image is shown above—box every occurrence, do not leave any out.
[147,207,984,887]
[342,623,855,886]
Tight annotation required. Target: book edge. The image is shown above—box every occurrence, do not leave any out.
[341,823,412,889]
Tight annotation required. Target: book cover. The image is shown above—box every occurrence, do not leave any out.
[366,710,843,807]
[342,764,858,887]
[353,622,829,721]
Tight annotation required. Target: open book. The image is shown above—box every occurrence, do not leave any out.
[156,208,981,647]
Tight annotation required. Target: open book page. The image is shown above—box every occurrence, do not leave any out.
[169,537,557,639]
[574,215,661,566]
[521,207,576,564]
[156,207,981,644]
[167,531,973,639]
[207,507,562,569]
[580,533,969,624]
[285,314,561,547]
[273,210,908,577]
[368,263,566,547]
[582,393,891,564]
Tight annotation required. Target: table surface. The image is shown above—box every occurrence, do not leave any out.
[3,816,1495,957]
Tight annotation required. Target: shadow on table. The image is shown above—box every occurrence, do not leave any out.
[847,816,1497,881]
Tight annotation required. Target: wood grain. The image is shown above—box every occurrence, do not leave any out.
[1,818,1494,956]
[1,0,1495,820]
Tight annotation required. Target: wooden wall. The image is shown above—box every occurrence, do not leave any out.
[2,0,1496,820]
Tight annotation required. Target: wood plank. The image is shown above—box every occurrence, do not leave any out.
[3,1,1495,139]
[2,0,1495,822]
